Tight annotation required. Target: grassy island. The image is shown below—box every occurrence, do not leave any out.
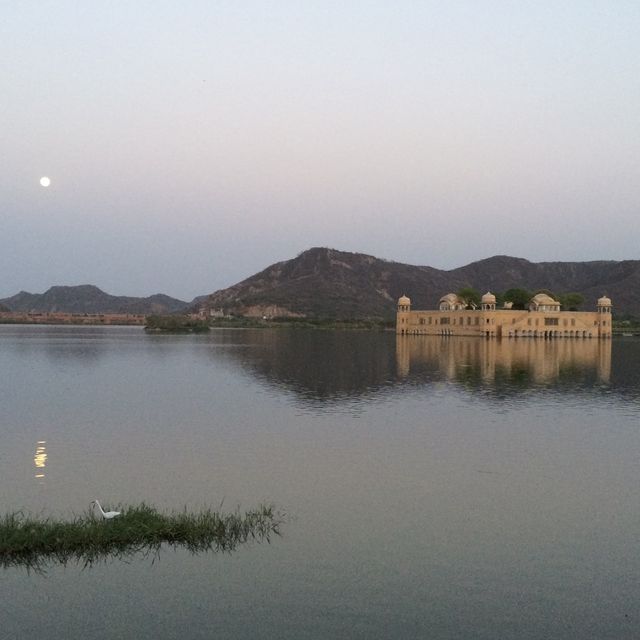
[0,503,283,570]
[144,315,210,333]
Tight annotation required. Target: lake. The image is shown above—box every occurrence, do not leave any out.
[1,325,639,639]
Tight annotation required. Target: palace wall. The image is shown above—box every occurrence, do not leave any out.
[396,308,612,338]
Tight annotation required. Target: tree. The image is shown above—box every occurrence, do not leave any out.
[457,287,481,310]
[503,288,531,310]
[145,315,210,333]
[559,292,585,311]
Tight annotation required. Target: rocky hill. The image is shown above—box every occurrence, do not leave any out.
[202,248,640,319]
[0,285,188,315]
[4,250,637,319]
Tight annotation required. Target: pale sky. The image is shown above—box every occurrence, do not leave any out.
[2,1,639,300]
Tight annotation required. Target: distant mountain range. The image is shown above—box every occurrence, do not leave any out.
[0,285,187,315]
[201,248,640,319]
[2,248,639,318]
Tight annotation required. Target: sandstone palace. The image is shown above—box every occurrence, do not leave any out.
[396,292,612,339]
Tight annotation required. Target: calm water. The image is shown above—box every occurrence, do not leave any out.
[1,326,639,639]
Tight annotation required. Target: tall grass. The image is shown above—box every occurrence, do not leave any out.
[0,503,283,571]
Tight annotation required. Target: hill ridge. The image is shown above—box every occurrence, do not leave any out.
[0,285,188,315]
[3,248,638,318]
[201,247,640,319]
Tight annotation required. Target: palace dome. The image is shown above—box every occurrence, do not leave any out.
[439,293,460,304]
[398,295,411,306]
[481,292,496,304]
[597,296,612,306]
[530,293,558,306]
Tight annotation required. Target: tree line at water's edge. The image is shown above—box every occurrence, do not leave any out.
[144,315,210,333]
[144,314,394,332]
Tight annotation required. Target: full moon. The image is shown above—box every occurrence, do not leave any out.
[39,176,51,187]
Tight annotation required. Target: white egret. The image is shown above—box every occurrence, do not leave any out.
[91,500,121,520]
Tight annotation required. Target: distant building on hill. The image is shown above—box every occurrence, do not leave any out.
[396,292,612,338]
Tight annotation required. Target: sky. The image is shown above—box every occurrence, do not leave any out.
[2,1,639,301]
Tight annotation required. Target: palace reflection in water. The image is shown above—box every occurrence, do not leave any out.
[212,328,617,405]
[396,335,612,386]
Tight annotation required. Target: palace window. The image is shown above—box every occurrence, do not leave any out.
[440,317,450,325]
[545,318,559,326]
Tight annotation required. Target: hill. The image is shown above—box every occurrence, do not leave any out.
[0,285,188,315]
[201,248,640,319]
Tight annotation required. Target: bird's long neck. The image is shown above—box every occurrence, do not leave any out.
[94,500,106,517]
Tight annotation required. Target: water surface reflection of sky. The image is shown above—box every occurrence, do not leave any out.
[219,330,625,408]
[2,327,640,640]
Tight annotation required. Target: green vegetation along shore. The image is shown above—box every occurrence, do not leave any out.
[209,316,394,330]
[144,314,394,332]
[144,315,210,333]
[0,503,283,571]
